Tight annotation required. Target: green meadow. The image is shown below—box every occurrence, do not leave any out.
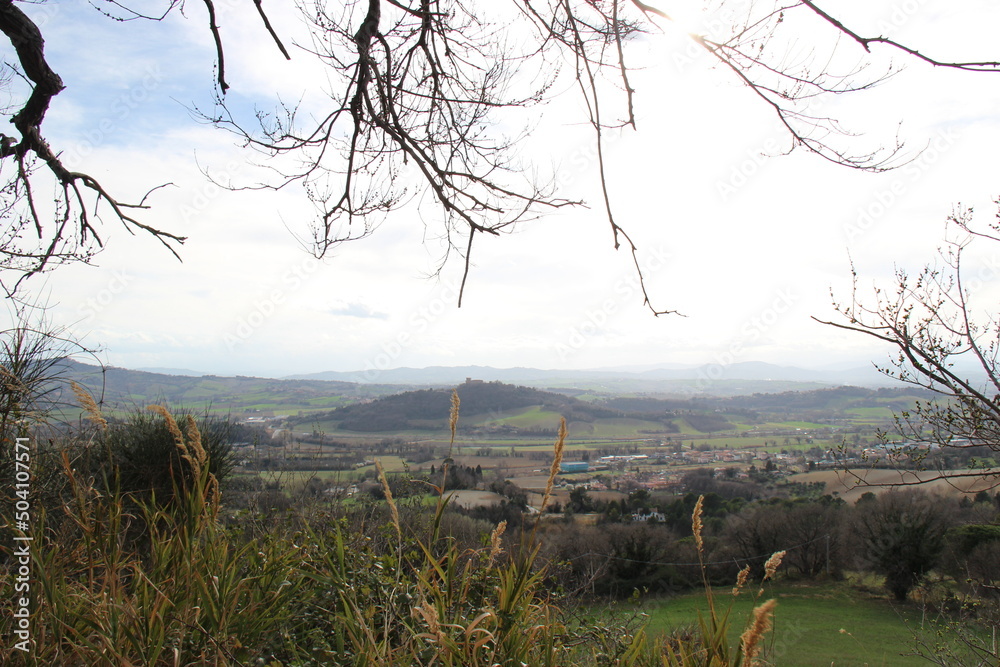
[638,582,940,666]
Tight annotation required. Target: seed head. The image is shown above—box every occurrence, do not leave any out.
[733,565,751,596]
[740,598,777,664]
[71,381,107,430]
[488,520,507,566]
[540,418,567,512]
[692,495,704,553]
[763,550,785,581]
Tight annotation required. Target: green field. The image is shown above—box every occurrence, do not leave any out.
[762,420,830,429]
[570,418,670,438]
[638,582,939,666]
[844,406,897,421]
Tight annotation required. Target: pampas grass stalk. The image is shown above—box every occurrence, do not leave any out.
[733,565,751,597]
[691,494,704,554]
[449,389,460,449]
[70,380,107,430]
[376,458,402,541]
[763,550,785,581]
[740,598,778,664]
[487,520,507,568]
[539,417,567,513]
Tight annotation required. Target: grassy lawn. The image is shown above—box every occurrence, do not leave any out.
[638,582,927,666]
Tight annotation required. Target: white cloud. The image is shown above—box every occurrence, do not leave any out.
[329,302,389,320]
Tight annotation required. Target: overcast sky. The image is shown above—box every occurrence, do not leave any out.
[8,1,1000,379]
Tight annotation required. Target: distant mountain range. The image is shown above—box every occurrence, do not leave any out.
[136,367,208,377]
[285,361,901,393]
[50,359,910,418]
[49,359,921,419]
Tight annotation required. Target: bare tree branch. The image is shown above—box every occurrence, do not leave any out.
[0,0,185,294]
[202,0,229,93]
[253,0,292,60]
[819,204,1000,490]
[4,0,1000,312]
[801,0,1000,72]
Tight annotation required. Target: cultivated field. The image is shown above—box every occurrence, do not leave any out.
[789,468,999,503]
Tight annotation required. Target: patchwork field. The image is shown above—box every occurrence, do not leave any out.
[443,490,506,509]
[789,468,1000,503]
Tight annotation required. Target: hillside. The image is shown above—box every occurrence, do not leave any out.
[284,379,661,432]
[56,359,402,416]
[283,381,936,436]
[49,361,933,430]
[285,361,902,394]
[600,386,934,419]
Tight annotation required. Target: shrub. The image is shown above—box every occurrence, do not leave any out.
[97,407,235,507]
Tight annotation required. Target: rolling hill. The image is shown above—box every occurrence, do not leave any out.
[46,360,933,432]
[283,379,670,432]
[285,361,902,392]
[281,380,933,434]
[54,359,400,416]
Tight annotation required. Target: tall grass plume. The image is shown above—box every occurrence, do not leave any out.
[70,380,107,430]
[740,598,778,664]
[539,417,567,513]
[376,457,401,540]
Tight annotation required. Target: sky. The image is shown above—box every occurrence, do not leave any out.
[6,0,1000,379]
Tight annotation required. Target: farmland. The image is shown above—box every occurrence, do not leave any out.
[37,362,1000,666]
[58,359,999,510]
[196,378,1000,514]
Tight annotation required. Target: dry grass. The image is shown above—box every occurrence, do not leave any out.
[789,468,999,502]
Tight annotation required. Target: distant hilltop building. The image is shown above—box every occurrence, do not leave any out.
[465,377,484,385]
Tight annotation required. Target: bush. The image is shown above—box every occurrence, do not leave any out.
[98,408,235,507]
[944,524,1000,597]
[850,489,951,601]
